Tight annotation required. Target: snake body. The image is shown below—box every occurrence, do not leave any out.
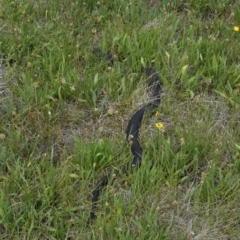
[87,50,161,224]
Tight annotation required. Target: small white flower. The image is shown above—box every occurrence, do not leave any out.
[70,85,75,91]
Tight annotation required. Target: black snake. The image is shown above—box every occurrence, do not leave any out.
[87,49,161,224]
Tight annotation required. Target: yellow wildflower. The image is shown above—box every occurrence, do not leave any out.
[155,111,160,116]
[233,26,239,32]
[155,122,164,130]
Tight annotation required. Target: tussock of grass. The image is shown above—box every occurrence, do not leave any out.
[1,0,240,239]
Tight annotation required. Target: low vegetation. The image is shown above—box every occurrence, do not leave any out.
[0,0,240,239]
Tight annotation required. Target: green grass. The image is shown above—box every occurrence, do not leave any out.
[0,0,240,239]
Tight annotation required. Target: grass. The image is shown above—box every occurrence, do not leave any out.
[0,0,240,239]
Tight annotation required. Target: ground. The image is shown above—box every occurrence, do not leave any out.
[0,1,240,239]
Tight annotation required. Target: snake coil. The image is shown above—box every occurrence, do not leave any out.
[87,50,161,224]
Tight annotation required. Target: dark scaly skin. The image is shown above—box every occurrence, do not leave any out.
[127,68,161,167]
[87,173,111,224]
[87,51,161,225]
